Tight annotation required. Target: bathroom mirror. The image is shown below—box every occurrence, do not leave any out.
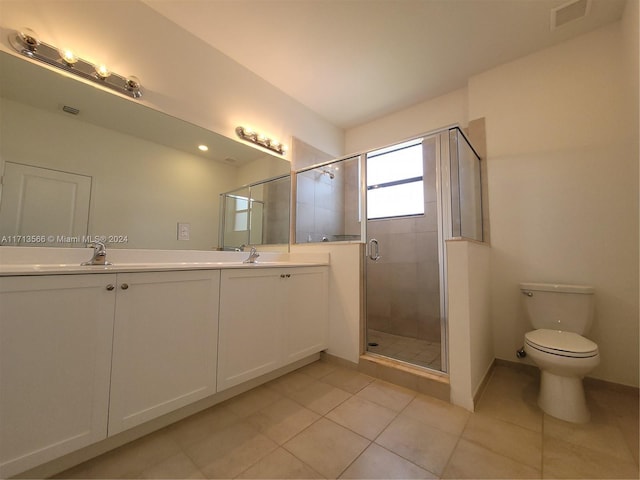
[219,175,291,251]
[0,51,291,251]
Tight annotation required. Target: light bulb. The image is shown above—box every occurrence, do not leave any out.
[59,48,78,65]
[198,145,209,152]
[95,64,110,79]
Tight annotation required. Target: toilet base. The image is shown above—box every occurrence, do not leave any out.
[538,370,590,423]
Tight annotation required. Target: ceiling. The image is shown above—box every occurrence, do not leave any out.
[145,0,627,129]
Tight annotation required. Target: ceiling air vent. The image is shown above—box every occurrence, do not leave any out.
[62,105,80,115]
[551,0,591,30]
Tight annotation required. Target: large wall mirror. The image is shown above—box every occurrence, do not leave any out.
[0,51,291,251]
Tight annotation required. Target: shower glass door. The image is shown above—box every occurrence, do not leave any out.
[365,133,447,372]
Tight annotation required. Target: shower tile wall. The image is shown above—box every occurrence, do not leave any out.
[343,160,361,236]
[296,169,345,242]
[294,139,361,244]
[367,137,441,343]
[263,178,290,245]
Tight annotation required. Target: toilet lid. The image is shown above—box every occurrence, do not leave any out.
[525,329,599,358]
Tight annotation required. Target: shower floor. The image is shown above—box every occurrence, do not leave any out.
[366,329,442,371]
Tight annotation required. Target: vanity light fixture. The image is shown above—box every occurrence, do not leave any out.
[235,126,287,155]
[9,27,142,99]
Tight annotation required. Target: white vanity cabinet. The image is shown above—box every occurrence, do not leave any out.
[108,270,220,435]
[0,274,116,478]
[0,269,220,477]
[217,266,328,391]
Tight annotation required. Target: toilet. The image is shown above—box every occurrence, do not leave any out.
[520,282,600,423]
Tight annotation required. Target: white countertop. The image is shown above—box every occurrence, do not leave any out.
[0,247,330,276]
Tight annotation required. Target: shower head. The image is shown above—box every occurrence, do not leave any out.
[321,169,335,180]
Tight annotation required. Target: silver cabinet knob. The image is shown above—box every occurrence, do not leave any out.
[120,283,129,290]
[106,284,115,291]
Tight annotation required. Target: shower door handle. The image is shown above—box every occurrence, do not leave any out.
[368,238,380,261]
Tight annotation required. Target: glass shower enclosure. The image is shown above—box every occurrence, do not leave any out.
[365,127,482,373]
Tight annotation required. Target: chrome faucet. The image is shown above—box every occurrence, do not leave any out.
[243,246,260,264]
[82,241,111,266]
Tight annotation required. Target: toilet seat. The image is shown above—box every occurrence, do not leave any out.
[525,329,598,358]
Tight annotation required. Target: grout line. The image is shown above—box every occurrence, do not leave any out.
[439,415,469,478]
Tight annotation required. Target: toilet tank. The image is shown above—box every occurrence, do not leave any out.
[520,283,595,334]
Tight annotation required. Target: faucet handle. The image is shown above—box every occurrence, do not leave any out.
[88,240,106,253]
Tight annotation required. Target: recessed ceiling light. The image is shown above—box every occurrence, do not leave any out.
[198,144,209,152]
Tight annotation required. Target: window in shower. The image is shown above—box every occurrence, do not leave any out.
[367,140,424,220]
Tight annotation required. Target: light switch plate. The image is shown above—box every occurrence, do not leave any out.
[177,222,190,241]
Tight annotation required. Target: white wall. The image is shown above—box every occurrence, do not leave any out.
[447,240,493,411]
[344,88,468,155]
[0,0,344,159]
[291,243,362,364]
[468,19,638,387]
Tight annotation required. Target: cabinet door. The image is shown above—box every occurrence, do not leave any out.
[108,270,220,435]
[283,267,329,363]
[0,274,116,478]
[217,269,282,391]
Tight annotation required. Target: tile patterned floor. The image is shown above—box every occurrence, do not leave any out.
[366,329,442,371]
[55,362,639,479]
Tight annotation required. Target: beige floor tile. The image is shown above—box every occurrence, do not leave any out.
[375,414,458,476]
[326,395,398,440]
[587,384,639,420]
[283,418,370,478]
[442,438,540,479]
[475,370,542,433]
[245,397,320,444]
[266,371,318,397]
[56,430,182,479]
[542,436,639,479]
[139,451,204,479]
[285,379,352,415]
[543,410,636,462]
[167,404,240,449]
[321,368,375,394]
[183,421,278,478]
[223,385,282,417]
[587,386,639,464]
[462,413,542,469]
[402,393,470,436]
[340,443,437,479]
[236,447,323,479]
[491,365,539,387]
[617,414,640,465]
[298,360,338,379]
[53,364,640,480]
[356,379,416,412]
